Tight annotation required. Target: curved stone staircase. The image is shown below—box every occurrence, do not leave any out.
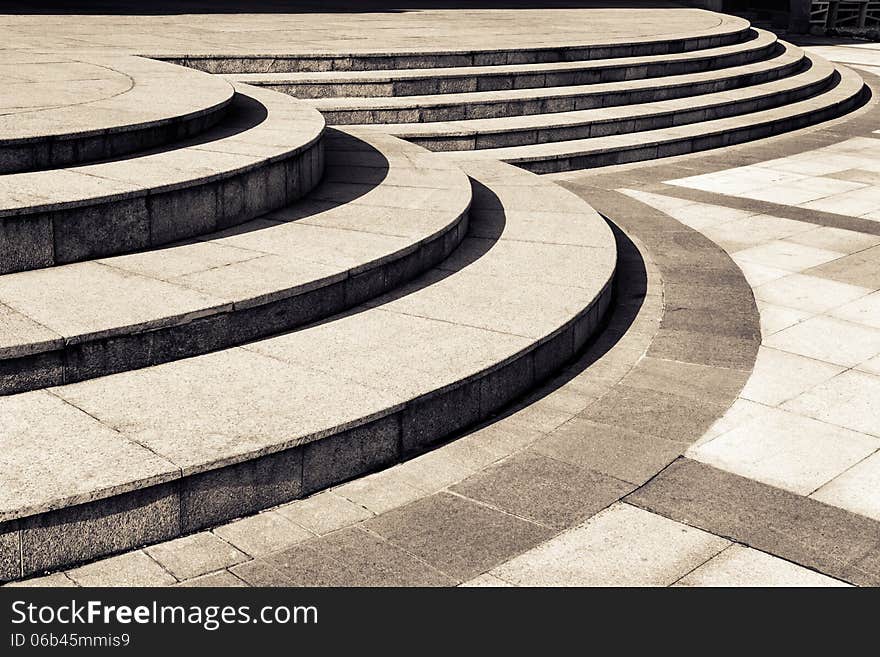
[0,13,869,581]
[219,27,869,173]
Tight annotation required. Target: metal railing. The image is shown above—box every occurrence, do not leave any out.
[811,0,880,28]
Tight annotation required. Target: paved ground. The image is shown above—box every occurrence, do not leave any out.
[0,3,737,55]
[4,6,880,587]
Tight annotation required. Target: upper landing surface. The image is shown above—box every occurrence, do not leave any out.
[0,7,747,56]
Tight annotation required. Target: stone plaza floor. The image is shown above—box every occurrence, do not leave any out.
[2,3,880,587]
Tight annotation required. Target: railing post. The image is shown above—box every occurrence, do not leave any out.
[789,0,812,32]
[827,0,840,28]
[858,0,870,28]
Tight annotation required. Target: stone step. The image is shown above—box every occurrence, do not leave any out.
[158,15,751,74]
[0,83,325,275]
[226,28,774,99]
[443,60,868,173]
[0,158,616,580]
[303,35,804,125]
[371,50,834,151]
[0,129,471,395]
[0,55,235,174]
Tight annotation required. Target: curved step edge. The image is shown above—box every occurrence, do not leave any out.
[0,85,326,275]
[0,131,472,395]
[0,159,616,580]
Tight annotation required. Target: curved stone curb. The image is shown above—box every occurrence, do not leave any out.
[230,28,771,99]
[160,16,750,74]
[0,130,471,395]
[1,183,764,586]
[0,55,235,173]
[0,159,615,581]
[0,84,325,274]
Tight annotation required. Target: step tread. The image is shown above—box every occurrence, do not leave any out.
[226,28,768,85]
[0,130,470,362]
[306,33,791,113]
[0,159,615,523]
[0,55,234,145]
[368,51,832,140]
[0,83,323,218]
[443,61,865,163]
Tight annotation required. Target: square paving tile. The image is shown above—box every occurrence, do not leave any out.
[582,384,728,443]
[66,550,176,587]
[627,457,880,586]
[450,451,633,529]
[829,291,880,329]
[754,274,871,314]
[786,225,880,253]
[459,573,515,587]
[175,570,247,587]
[212,510,313,557]
[733,241,844,273]
[782,369,880,438]
[801,185,880,216]
[533,417,685,486]
[688,406,879,495]
[144,531,248,581]
[739,346,845,407]
[733,259,791,287]
[364,492,552,581]
[804,246,880,289]
[5,572,77,588]
[755,300,811,337]
[490,503,729,587]
[811,451,880,521]
[764,315,880,367]
[248,527,453,587]
[674,544,850,587]
[275,491,373,535]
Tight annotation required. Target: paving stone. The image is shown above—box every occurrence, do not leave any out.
[246,527,453,587]
[451,451,633,529]
[533,417,686,486]
[145,532,248,581]
[675,544,851,587]
[212,511,313,557]
[582,384,728,443]
[830,291,880,329]
[176,571,248,587]
[66,550,177,587]
[740,346,845,406]
[459,574,515,587]
[365,492,552,581]
[689,405,878,495]
[333,468,426,516]
[275,491,373,535]
[783,370,880,438]
[4,572,77,588]
[754,273,872,314]
[491,502,729,586]
[620,356,750,404]
[648,327,759,370]
[764,315,880,367]
[627,458,880,586]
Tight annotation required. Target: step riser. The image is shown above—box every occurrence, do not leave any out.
[0,140,324,276]
[162,30,749,74]
[0,98,232,175]
[0,210,469,396]
[0,264,613,581]
[409,70,834,151]
[320,55,805,125]
[517,79,870,174]
[246,38,776,99]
